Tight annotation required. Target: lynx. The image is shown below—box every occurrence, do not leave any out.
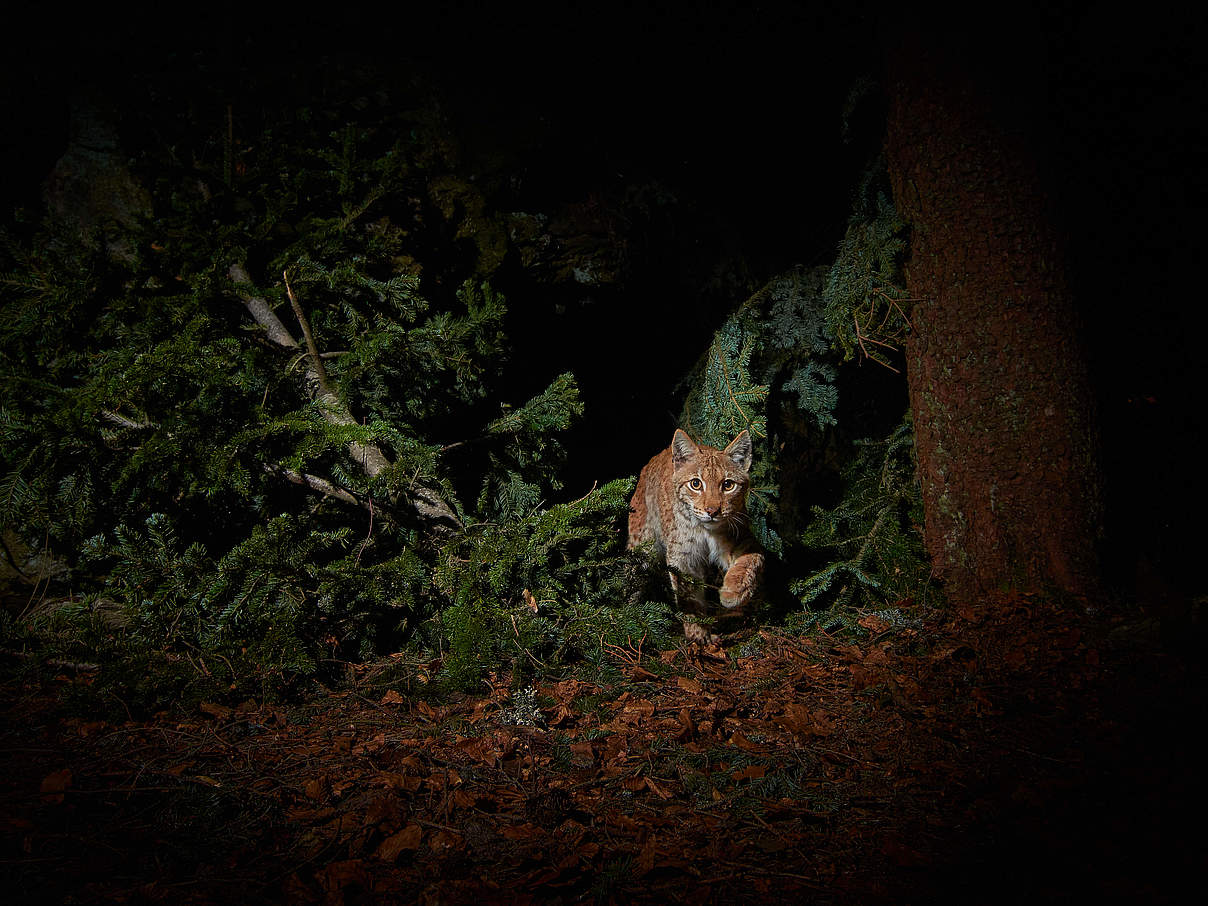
[628,429,765,643]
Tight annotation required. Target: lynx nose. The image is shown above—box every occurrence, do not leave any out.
[704,505,721,520]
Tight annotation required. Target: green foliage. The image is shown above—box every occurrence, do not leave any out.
[679,185,933,623]
[792,416,930,611]
[680,266,838,553]
[477,371,585,520]
[823,190,912,369]
[432,477,672,690]
[0,88,643,698]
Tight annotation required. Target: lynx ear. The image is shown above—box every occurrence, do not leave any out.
[723,430,753,472]
[671,429,698,465]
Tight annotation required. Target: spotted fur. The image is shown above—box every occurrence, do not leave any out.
[628,429,765,642]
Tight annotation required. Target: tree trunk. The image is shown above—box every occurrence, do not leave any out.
[885,35,1103,604]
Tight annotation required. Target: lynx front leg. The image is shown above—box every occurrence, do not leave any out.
[668,566,717,644]
[720,552,764,610]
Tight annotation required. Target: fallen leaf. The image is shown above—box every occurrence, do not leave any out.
[375,823,423,860]
[40,768,72,803]
[859,613,891,633]
[636,837,660,875]
[304,776,329,801]
[731,764,768,782]
[501,823,544,841]
[199,701,232,721]
[429,829,464,852]
[676,707,696,741]
[570,741,596,763]
[644,777,673,799]
[318,858,372,893]
[618,699,655,725]
[676,676,702,694]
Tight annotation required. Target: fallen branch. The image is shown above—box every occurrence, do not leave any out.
[100,410,154,431]
[229,263,462,530]
[263,465,364,509]
[283,270,333,395]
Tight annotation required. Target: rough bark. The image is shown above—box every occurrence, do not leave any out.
[885,38,1102,603]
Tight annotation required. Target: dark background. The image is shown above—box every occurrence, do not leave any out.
[3,3,1205,594]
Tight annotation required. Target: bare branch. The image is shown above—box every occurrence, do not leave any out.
[283,270,333,395]
[228,263,298,349]
[100,410,154,431]
[263,465,363,508]
[230,261,462,531]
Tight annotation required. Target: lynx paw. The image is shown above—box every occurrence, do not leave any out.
[720,553,764,609]
[682,621,719,645]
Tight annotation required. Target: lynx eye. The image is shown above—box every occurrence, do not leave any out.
[688,478,703,491]
[721,479,736,491]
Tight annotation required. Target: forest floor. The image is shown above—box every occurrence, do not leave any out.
[1,591,1204,905]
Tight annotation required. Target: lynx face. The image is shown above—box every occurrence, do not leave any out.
[671,429,752,532]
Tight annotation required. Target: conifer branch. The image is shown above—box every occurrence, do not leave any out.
[229,261,461,531]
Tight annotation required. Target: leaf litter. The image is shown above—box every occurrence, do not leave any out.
[1,594,1203,904]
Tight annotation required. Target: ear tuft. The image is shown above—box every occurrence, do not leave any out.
[671,429,698,465]
[723,430,753,471]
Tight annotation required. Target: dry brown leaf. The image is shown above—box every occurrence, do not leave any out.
[618,699,655,725]
[428,829,464,852]
[199,701,231,721]
[375,823,423,860]
[501,823,544,841]
[859,613,891,633]
[379,771,421,793]
[731,764,768,782]
[636,836,660,875]
[676,707,696,741]
[570,741,596,763]
[40,768,72,803]
[318,859,371,896]
[644,776,673,799]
